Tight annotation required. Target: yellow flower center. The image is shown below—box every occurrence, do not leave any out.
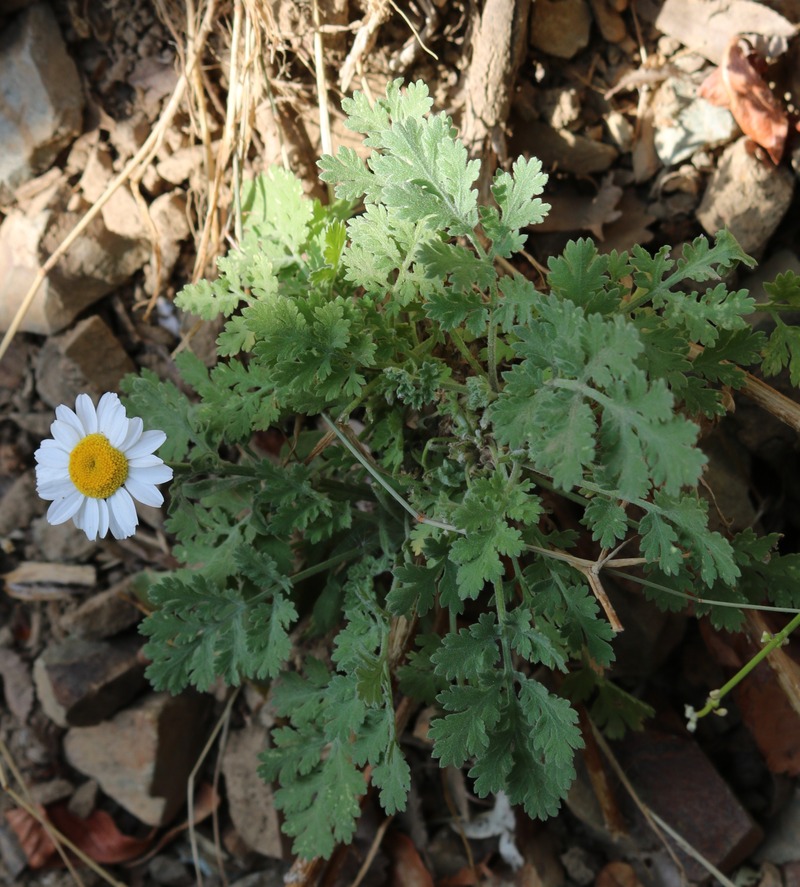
[68,433,128,499]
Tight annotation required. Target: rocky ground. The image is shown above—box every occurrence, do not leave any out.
[2,0,800,885]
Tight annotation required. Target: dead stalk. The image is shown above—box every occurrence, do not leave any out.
[312,0,334,171]
[0,738,125,887]
[0,0,218,365]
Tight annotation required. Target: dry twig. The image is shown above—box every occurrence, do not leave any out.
[0,0,219,364]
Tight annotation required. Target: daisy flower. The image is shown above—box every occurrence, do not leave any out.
[34,392,173,541]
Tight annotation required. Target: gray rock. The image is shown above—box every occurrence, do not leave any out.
[652,77,737,167]
[754,787,800,865]
[0,3,83,200]
[34,315,136,408]
[0,196,150,336]
[33,635,147,727]
[530,0,591,59]
[697,137,795,258]
[0,469,45,537]
[59,577,141,640]
[522,122,618,174]
[222,724,283,858]
[30,512,97,562]
[64,691,211,826]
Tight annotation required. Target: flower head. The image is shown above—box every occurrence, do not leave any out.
[34,393,173,541]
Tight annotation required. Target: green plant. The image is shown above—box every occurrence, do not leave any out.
[123,80,800,859]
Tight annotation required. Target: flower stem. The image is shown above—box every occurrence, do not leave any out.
[449,329,487,379]
[494,577,514,676]
[692,610,800,723]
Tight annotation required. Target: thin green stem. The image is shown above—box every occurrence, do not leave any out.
[759,303,798,313]
[493,577,514,675]
[487,319,499,391]
[165,460,260,477]
[321,414,418,521]
[691,610,800,724]
[605,568,800,614]
[487,279,500,392]
[623,286,653,313]
[290,547,372,584]
[321,413,468,536]
[449,329,487,379]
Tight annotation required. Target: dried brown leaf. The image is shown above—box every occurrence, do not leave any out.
[596,861,643,887]
[5,804,153,867]
[386,831,434,887]
[699,37,788,164]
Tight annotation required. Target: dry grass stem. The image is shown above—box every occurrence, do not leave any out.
[588,721,688,881]
[186,687,241,887]
[0,0,219,364]
[340,0,391,93]
[349,816,394,887]
[688,343,800,433]
[312,0,333,166]
[0,738,124,887]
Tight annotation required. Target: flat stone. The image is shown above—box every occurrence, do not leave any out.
[30,512,97,562]
[67,778,98,819]
[529,0,591,59]
[33,635,146,727]
[524,122,618,174]
[588,0,627,43]
[0,3,83,200]
[0,200,150,335]
[0,646,34,721]
[614,723,763,879]
[0,469,45,537]
[652,77,738,167]
[144,190,191,294]
[222,724,283,858]
[34,315,135,409]
[655,0,796,65]
[58,315,136,395]
[755,788,800,865]
[697,137,795,257]
[64,691,211,826]
[28,778,74,806]
[59,576,141,640]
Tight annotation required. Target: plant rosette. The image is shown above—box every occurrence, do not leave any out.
[115,80,800,859]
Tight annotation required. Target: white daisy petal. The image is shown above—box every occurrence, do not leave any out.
[120,417,144,451]
[55,403,85,436]
[35,464,65,480]
[129,463,173,485]
[108,488,138,539]
[37,478,78,500]
[127,454,165,468]
[124,430,167,459]
[34,445,70,469]
[124,475,164,507]
[96,392,119,422]
[96,498,110,540]
[82,498,100,541]
[75,394,98,434]
[47,491,84,524]
[97,393,129,447]
[49,420,81,450]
